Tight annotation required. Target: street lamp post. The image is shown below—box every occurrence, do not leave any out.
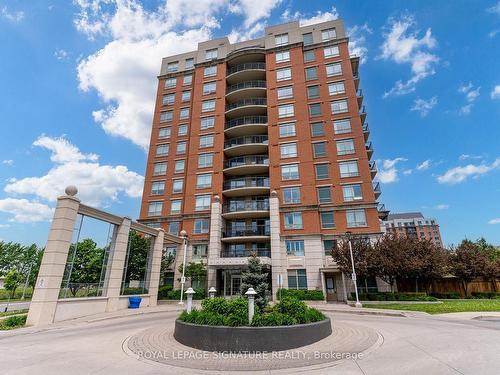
[179,230,188,305]
[346,231,362,308]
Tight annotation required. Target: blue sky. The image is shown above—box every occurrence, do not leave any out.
[0,0,499,247]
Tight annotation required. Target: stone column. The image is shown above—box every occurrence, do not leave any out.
[207,195,222,291]
[26,188,80,327]
[147,228,165,306]
[269,191,283,301]
[104,217,132,312]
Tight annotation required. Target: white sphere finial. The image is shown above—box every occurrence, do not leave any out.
[65,185,78,196]
[180,229,187,237]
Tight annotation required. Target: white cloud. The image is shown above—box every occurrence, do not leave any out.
[437,158,500,184]
[228,21,266,43]
[459,154,483,161]
[54,49,69,60]
[5,136,144,207]
[458,83,480,115]
[433,204,449,210]
[230,0,282,28]
[347,24,372,64]
[410,96,437,117]
[489,29,500,38]
[491,85,500,99]
[488,218,500,225]
[2,160,14,166]
[378,157,407,183]
[379,15,439,97]
[416,159,431,170]
[0,198,53,223]
[1,6,25,22]
[487,1,500,15]
[280,6,339,26]
[403,169,413,175]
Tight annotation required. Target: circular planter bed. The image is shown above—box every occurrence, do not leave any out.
[174,317,332,352]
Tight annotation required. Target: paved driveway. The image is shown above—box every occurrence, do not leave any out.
[0,301,30,312]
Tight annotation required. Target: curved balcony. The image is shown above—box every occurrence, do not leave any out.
[224,116,267,137]
[221,247,271,258]
[226,80,267,101]
[225,98,267,119]
[226,62,266,84]
[224,135,268,157]
[222,199,270,219]
[223,155,269,176]
[221,224,271,242]
[223,176,270,197]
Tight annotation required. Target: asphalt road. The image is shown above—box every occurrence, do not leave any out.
[0,301,30,312]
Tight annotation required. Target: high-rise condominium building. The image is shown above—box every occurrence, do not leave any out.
[138,19,388,301]
[383,212,443,247]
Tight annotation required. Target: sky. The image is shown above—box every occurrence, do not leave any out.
[0,0,499,247]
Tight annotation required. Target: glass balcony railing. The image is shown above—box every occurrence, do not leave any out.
[227,62,266,76]
[225,116,267,130]
[227,80,266,93]
[224,155,269,169]
[221,248,271,258]
[226,98,267,111]
[223,176,270,190]
[222,224,270,238]
[222,199,270,213]
[224,135,268,149]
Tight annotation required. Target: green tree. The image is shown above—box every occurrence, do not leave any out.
[449,239,487,297]
[4,269,23,299]
[178,261,207,288]
[240,254,270,310]
[124,231,151,284]
[331,236,372,279]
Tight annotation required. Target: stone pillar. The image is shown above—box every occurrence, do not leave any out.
[26,190,80,327]
[269,191,283,301]
[147,228,165,306]
[207,195,222,291]
[104,217,132,312]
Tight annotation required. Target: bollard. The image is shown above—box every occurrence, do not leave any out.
[208,286,216,298]
[245,287,257,323]
[185,287,195,313]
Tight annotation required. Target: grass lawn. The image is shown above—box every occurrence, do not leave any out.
[0,309,29,318]
[366,299,500,314]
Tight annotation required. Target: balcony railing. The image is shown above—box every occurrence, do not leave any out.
[225,116,268,130]
[366,142,373,152]
[222,224,271,238]
[224,155,269,169]
[226,98,267,111]
[223,176,270,190]
[227,80,266,93]
[363,123,370,133]
[373,182,381,193]
[369,161,377,171]
[224,135,268,149]
[222,199,270,213]
[227,62,266,76]
[221,248,271,258]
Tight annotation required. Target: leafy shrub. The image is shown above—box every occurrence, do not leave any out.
[429,292,461,299]
[277,289,324,301]
[0,288,33,301]
[251,311,298,326]
[470,292,500,299]
[158,288,206,300]
[122,287,146,295]
[355,292,437,301]
[0,314,27,330]
[158,285,173,299]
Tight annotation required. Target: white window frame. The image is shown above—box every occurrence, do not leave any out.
[195,195,211,211]
[151,181,165,195]
[199,134,214,148]
[156,144,169,156]
[205,48,218,60]
[204,66,217,77]
[333,119,352,134]
[196,173,212,189]
[339,160,359,178]
[276,67,291,81]
[282,186,301,204]
[279,122,296,137]
[280,142,297,158]
[281,164,299,180]
[172,178,184,193]
[277,86,293,100]
[321,28,337,41]
[183,75,192,85]
[202,99,216,112]
[148,201,163,216]
[323,46,340,58]
[275,33,289,46]
[174,160,185,173]
[198,153,213,168]
[200,116,215,130]
[331,99,348,114]
[176,141,187,154]
[203,81,217,95]
[328,81,345,96]
[170,199,182,214]
[179,107,190,119]
[326,63,342,77]
[278,103,294,118]
[153,162,167,176]
[276,50,290,63]
[346,209,367,228]
[284,212,303,230]
[336,139,355,156]
[342,184,363,202]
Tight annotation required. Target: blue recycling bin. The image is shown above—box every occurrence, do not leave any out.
[128,296,142,309]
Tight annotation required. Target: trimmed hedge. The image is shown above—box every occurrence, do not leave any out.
[277,289,324,301]
[470,292,500,299]
[354,292,438,302]
[429,292,461,299]
[158,285,206,300]
[0,314,27,330]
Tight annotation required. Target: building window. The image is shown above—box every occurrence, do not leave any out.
[192,244,208,260]
[279,122,296,137]
[317,186,332,203]
[326,63,342,77]
[183,75,192,85]
[204,66,217,77]
[331,99,348,114]
[307,85,320,99]
[277,86,293,100]
[324,46,339,58]
[162,93,175,105]
[151,181,165,195]
[153,162,167,176]
[205,48,218,60]
[321,28,337,41]
[320,211,335,228]
[303,50,315,62]
[276,67,292,81]
[278,103,294,118]
[193,220,210,234]
[185,58,194,69]
[303,32,313,45]
[199,134,214,148]
[171,199,182,214]
[165,77,176,88]
[160,111,173,122]
[276,50,290,63]
[286,240,305,256]
[342,184,363,201]
[203,81,216,95]
[346,209,367,227]
[305,66,318,80]
[179,108,190,119]
[313,142,327,158]
[315,164,329,179]
[200,116,215,130]
[280,142,297,158]
[309,103,322,117]
[284,212,303,229]
[158,127,171,139]
[311,122,324,137]
[328,81,345,96]
[339,161,359,178]
[181,91,191,102]
[178,124,188,136]
[282,186,300,204]
[195,195,211,211]
[174,160,185,173]
[333,119,352,134]
[275,33,288,46]
[336,139,355,155]
[288,269,307,289]
[176,141,187,154]
[202,99,215,112]
[281,164,299,180]
[172,178,184,193]
[323,239,337,255]
[148,201,162,216]
[146,222,161,229]
[168,221,180,235]
[156,144,169,156]
[167,61,178,72]
[198,153,213,168]
[196,173,212,189]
